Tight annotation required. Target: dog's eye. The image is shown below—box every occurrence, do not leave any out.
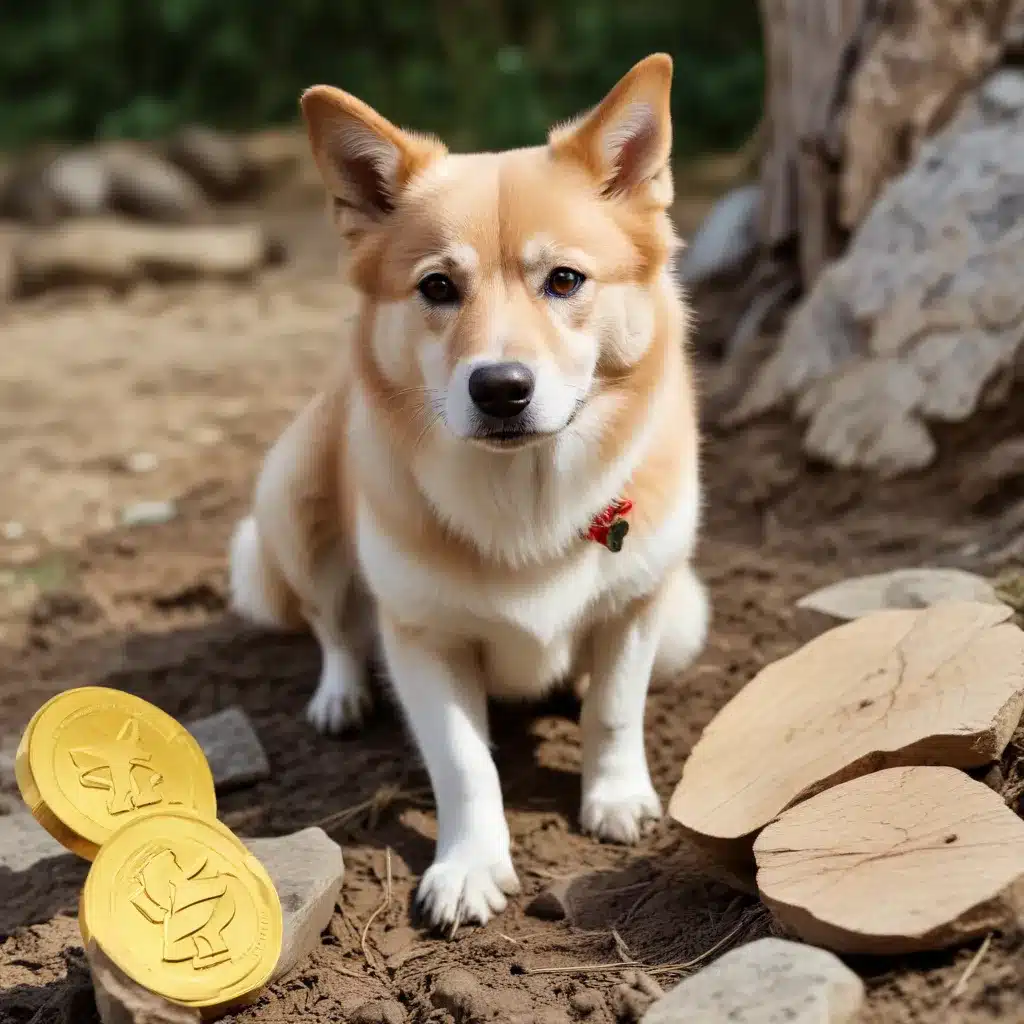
[545,267,585,298]
[418,273,460,305]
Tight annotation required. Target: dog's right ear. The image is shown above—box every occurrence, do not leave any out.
[300,86,445,229]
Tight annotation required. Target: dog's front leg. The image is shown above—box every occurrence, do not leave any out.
[379,617,520,931]
[580,594,663,844]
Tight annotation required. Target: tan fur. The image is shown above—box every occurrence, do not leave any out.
[231,54,708,930]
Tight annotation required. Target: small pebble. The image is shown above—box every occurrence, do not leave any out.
[1,521,25,541]
[124,451,159,474]
[120,500,177,527]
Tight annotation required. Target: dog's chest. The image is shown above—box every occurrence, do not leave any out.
[358,512,659,685]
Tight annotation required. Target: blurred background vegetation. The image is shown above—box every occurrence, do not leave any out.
[1,0,763,157]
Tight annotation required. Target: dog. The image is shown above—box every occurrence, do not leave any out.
[229,52,709,931]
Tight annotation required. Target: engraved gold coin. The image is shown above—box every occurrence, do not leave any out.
[16,686,216,860]
[80,807,282,1012]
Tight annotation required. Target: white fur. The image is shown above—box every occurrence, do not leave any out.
[229,517,283,628]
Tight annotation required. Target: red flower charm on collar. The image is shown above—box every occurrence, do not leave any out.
[585,498,633,552]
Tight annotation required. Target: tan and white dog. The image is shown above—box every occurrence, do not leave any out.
[229,53,708,931]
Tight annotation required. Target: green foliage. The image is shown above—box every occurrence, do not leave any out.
[0,0,763,157]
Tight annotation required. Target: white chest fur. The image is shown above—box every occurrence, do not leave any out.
[355,466,698,698]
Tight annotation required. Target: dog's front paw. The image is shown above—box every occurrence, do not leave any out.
[306,668,371,734]
[415,853,520,932]
[581,777,662,845]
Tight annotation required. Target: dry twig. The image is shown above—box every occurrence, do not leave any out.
[942,932,993,1010]
[314,784,430,834]
[360,848,393,977]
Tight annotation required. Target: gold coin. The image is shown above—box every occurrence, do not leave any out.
[16,686,216,860]
[81,807,282,1012]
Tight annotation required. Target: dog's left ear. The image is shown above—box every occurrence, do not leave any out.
[550,53,673,197]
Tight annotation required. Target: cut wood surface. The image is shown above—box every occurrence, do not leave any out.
[669,601,1024,851]
[754,765,1024,954]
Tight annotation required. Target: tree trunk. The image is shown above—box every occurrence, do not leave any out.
[753,0,1013,298]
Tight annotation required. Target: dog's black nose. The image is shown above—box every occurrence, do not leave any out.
[468,362,535,419]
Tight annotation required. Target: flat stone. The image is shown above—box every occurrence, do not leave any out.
[187,706,269,791]
[87,940,199,1024]
[797,568,1003,621]
[640,938,864,1023]
[243,827,345,981]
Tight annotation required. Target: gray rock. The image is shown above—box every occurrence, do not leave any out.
[0,810,71,871]
[733,71,1024,475]
[679,184,761,287]
[87,940,199,1024]
[640,938,864,1024]
[187,705,269,791]
[120,500,177,527]
[243,827,345,981]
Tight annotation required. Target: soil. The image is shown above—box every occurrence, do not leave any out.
[3,192,1024,1024]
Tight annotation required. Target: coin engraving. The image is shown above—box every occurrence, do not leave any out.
[69,717,165,815]
[80,809,283,1009]
[130,848,240,969]
[16,687,216,859]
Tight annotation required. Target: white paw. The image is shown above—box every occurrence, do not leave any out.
[581,776,662,845]
[416,853,520,932]
[305,670,370,734]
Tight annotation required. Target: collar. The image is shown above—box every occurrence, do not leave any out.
[584,497,633,552]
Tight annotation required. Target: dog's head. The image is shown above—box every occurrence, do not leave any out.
[302,54,679,453]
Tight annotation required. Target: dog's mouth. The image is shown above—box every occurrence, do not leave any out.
[469,429,551,451]
[468,403,582,452]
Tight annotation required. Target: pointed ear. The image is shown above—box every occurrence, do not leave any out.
[549,54,673,197]
[300,86,446,224]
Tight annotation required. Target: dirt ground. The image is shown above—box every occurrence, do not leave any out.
[3,194,1024,1024]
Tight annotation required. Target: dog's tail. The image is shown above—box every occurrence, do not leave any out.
[229,516,301,630]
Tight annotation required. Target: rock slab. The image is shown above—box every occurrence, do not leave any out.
[188,705,270,790]
[755,765,1024,954]
[669,601,1024,852]
[640,937,864,1023]
[733,68,1024,476]
[88,940,199,1024]
[244,827,345,981]
[797,568,1003,621]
